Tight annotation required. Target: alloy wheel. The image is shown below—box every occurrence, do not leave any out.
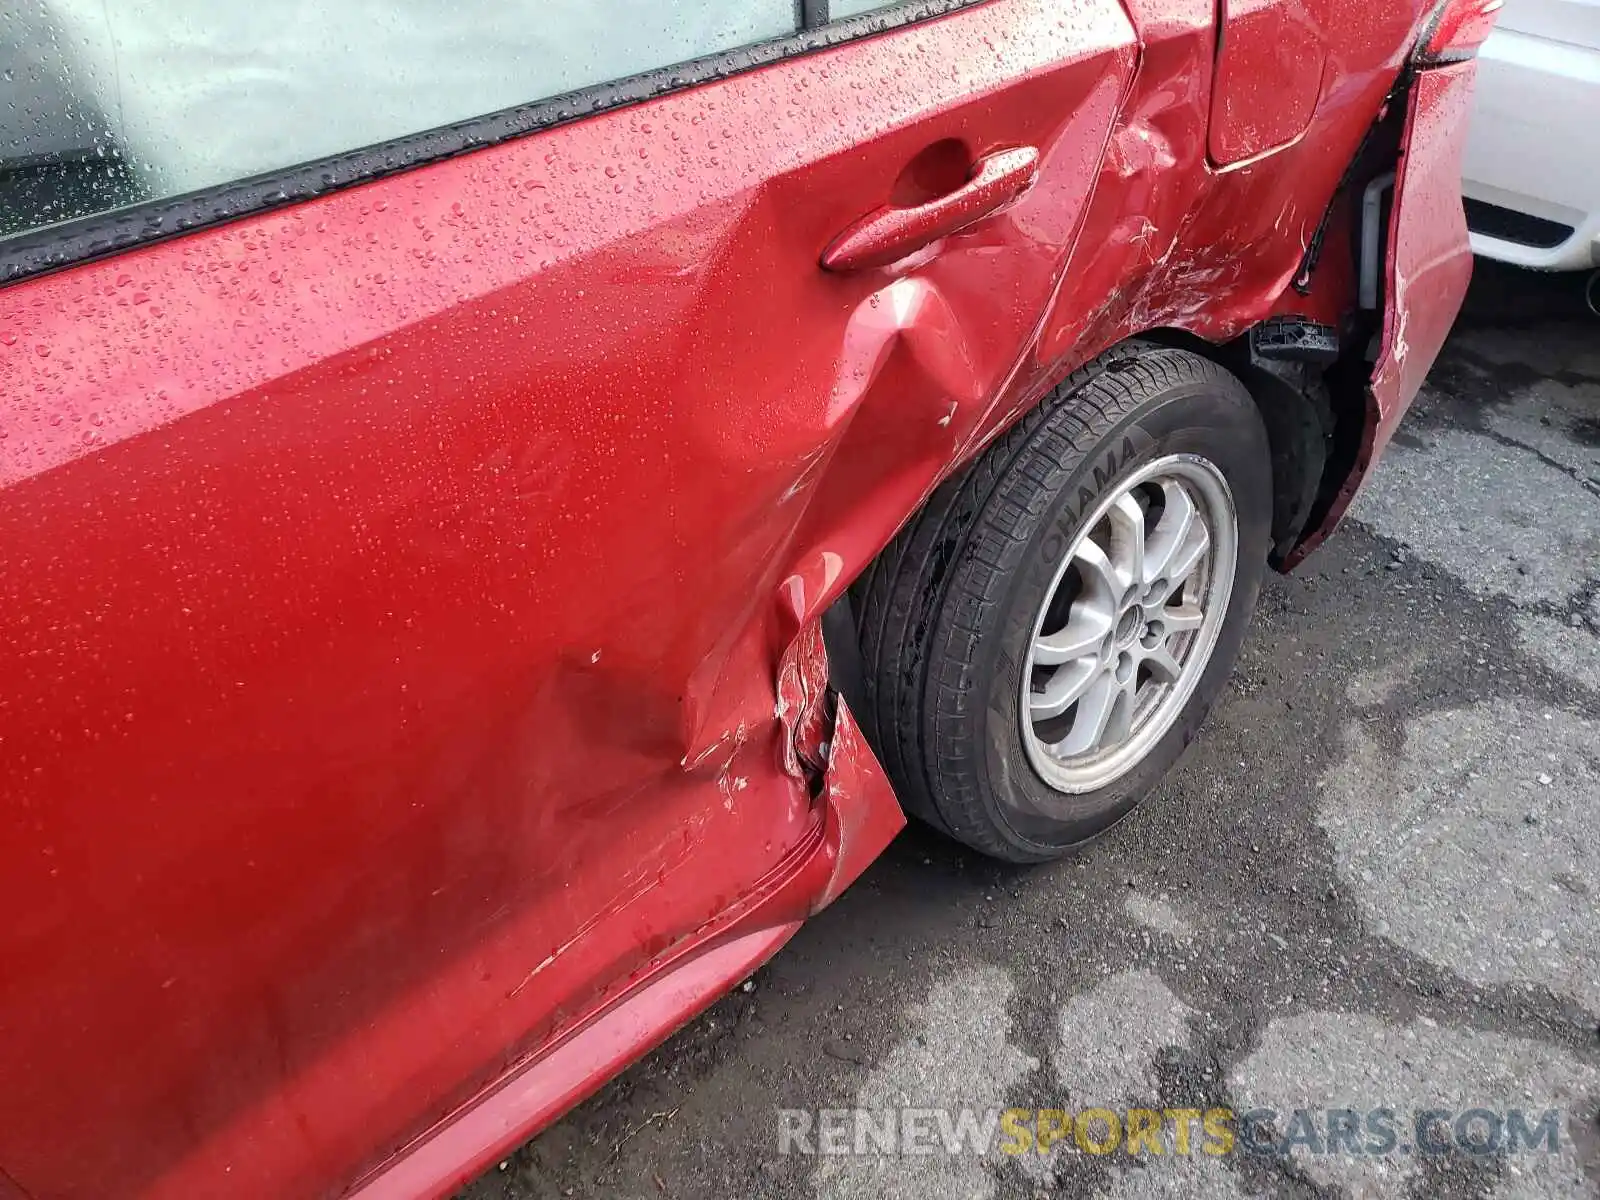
[1020,454,1238,794]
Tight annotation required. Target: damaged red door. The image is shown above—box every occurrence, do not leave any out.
[0,2,1138,1197]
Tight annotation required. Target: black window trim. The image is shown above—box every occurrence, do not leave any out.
[0,0,984,288]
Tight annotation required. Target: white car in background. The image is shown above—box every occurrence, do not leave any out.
[1463,0,1600,272]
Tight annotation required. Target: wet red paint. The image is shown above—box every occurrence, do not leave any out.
[1210,0,1327,164]
[821,146,1042,272]
[0,1,1475,1196]
[1372,66,1478,433]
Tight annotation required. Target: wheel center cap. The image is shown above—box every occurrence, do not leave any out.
[1115,606,1143,648]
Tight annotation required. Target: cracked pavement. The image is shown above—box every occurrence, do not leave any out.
[462,273,1600,1200]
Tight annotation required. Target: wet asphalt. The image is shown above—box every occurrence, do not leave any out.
[461,266,1600,1200]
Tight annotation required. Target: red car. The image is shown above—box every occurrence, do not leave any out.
[0,0,1494,1196]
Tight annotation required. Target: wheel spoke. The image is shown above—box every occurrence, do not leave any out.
[1143,482,1196,586]
[1053,671,1118,757]
[1073,538,1125,601]
[1160,519,1210,591]
[1033,606,1113,666]
[1160,602,1205,634]
[1029,658,1099,720]
[1102,675,1138,746]
[1106,494,1147,590]
[1144,645,1183,684]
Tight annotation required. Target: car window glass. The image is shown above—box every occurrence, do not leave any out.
[0,0,796,239]
[829,0,907,17]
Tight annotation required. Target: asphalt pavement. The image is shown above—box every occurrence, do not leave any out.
[462,268,1600,1200]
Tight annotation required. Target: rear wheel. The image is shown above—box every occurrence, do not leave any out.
[856,345,1273,862]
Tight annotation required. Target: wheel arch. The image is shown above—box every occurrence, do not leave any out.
[1115,326,1347,571]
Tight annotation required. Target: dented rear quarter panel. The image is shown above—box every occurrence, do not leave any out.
[1287,58,1480,564]
[0,0,1470,1196]
[1370,63,1478,453]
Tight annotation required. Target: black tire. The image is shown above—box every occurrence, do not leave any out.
[855,345,1273,863]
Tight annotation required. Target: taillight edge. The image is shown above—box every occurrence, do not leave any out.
[1414,0,1505,64]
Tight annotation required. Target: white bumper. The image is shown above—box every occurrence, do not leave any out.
[1462,23,1600,270]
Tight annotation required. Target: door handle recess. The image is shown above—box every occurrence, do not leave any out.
[821,146,1040,273]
